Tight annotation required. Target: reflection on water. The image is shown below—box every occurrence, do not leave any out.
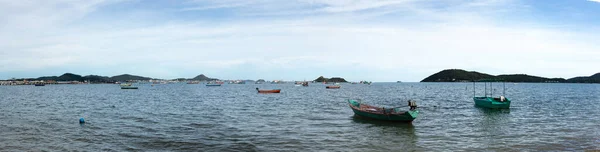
[350,115,419,151]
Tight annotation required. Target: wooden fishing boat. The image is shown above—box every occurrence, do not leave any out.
[474,96,510,109]
[326,85,340,89]
[472,80,511,109]
[121,86,138,89]
[206,84,221,86]
[347,99,418,122]
[256,88,281,93]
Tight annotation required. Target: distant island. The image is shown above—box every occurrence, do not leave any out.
[3,73,220,83]
[421,69,600,83]
[314,76,348,83]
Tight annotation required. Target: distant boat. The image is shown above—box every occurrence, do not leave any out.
[472,80,511,109]
[121,86,138,89]
[34,84,45,86]
[302,82,309,87]
[256,88,281,93]
[326,85,340,89]
[347,99,419,122]
[360,81,372,85]
[206,84,221,86]
[120,83,132,87]
[397,81,402,83]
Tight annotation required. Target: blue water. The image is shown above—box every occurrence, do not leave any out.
[1,83,599,151]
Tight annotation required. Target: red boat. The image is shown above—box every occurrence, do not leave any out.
[256,88,281,93]
[326,85,340,89]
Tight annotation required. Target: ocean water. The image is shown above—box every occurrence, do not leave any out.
[1,82,599,151]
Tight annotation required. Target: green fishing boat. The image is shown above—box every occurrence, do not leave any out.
[473,96,510,109]
[347,99,418,122]
[472,80,510,109]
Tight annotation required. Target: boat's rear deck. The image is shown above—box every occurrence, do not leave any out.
[351,103,406,115]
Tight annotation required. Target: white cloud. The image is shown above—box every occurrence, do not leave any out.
[589,0,600,3]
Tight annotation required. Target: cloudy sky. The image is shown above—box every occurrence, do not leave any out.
[1,0,599,82]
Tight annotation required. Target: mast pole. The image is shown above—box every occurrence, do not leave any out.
[503,81,506,96]
[473,81,475,97]
[484,81,487,97]
[491,81,493,97]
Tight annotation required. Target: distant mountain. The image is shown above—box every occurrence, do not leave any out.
[3,73,225,83]
[566,73,600,83]
[313,76,348,82]
[421,69,493,82]
[56,73,85,81]
[110,74,152,81]
[421,69,569,83]
[84,75,112,83]
[496,74,566,83]
[191,74,218,81]
[314,76,327,82]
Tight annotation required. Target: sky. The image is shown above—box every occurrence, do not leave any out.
[1,0,599,82]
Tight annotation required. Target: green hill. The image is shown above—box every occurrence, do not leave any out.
[421,69,568,83]
[421,69,493,82]
[56,73,85,81]
[566,73,600,83]
[84,75,112,83]
[110,74,152,81]
[313,76,348,82]
[191,74,218,81]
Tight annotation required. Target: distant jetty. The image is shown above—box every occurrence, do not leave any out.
[421,69,600,83]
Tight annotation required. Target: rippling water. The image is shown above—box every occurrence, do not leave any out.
[1,82,599,151]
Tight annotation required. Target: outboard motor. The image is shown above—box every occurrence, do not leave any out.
[408,100,417,110]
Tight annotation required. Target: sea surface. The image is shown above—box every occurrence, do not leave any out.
[1,82,599,151]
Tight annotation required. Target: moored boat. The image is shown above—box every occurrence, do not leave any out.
[348,99,418,122]
[256,88,281,93]
[326,85,340,89]
[472,80,511,109]
[206,84,221,86]
[474,96,510,109]
[187,81,200,84]
[34,84,45,86]
[121,86,138,89]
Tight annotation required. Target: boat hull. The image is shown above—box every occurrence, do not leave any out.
[326,86,340,89]
[258,89,281,93]
[473,97,510,109]
[351,109,418,122]
[348,99,418,122]
[121,86,138,89]
[206,84,221,86]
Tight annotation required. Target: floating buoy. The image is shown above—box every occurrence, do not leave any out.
[79,118,85,124]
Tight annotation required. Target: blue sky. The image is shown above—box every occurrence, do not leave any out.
[1,0,599,82]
